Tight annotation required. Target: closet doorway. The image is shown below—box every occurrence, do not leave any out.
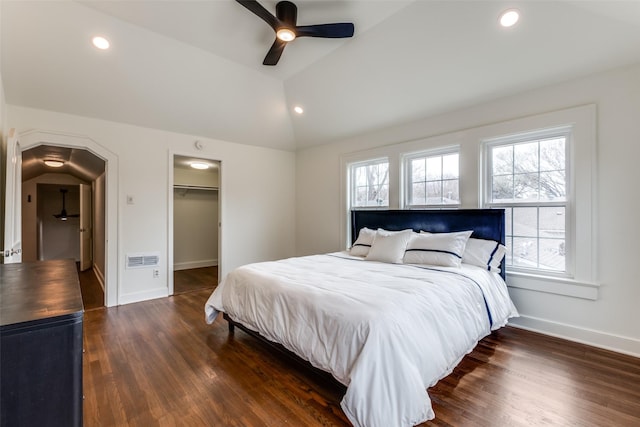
[172,155,220,295]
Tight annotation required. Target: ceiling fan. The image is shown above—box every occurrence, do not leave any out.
[236,0,355,65]
[53,189,79,221]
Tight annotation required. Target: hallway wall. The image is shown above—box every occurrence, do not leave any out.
[38,183,80,261]
[21,173,86,262]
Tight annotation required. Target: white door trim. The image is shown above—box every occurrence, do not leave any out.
[18,130,120,307]
[3,129,22,263]
[168,150,223,295]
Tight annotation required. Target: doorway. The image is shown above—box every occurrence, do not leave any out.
[171,155,220,295]
[19,139,108,308]
[37,184,82,261]
[32,182,104,309]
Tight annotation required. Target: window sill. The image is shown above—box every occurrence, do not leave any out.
[506,271,599,300]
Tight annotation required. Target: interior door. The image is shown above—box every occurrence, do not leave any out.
[79,183,92,271]
[2,129,22,264]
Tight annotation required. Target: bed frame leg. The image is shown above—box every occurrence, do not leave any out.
[223,313,235,334]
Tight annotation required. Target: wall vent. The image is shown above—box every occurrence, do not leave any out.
[126,252,160,269]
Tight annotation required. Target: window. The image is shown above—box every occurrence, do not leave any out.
[405,150,459,207]
[341,105,596,298]
[350,159,389,208]
[484,128,569,274]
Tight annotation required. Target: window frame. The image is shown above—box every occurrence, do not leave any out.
[348,157,391,210]
[339,105,597,300]
[402,146,461,209]
[483,126,572,277]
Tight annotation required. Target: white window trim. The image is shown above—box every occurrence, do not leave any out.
[477,104,598,299]
[341,148,398,248]
[401,145,461,209]
[507,271,599,300]
[349,157,391,209]
[483,126,572,277]
[339,104,598,300]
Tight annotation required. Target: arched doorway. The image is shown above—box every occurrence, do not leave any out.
[15,130,119,306]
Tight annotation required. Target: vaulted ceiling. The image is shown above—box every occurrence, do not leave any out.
[2,1,640,152]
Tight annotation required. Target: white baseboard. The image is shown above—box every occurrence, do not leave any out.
[508,315,640,359]
[93,264,105,292]
[118,287,168,305]
[173,259,218,271]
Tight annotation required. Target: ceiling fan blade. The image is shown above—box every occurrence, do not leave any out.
[296,23,354,38]
[53,188,78,219]
[54,208,68,218]
[238,1,355,65]
[236,0,280,30]
[263,39,287,66]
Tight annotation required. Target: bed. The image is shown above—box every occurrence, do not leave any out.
[205,209,518,427]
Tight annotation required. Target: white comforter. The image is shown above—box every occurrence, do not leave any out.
[205,252,518,427]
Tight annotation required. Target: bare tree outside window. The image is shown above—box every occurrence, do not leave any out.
[488,135,567,272]
[352,160,389,207]
[491,138,565,202]
[407,152,459,206]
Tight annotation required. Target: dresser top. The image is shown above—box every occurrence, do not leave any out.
[1,259,84,328]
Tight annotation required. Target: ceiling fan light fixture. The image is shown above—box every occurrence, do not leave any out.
[44,159,64,168]
[276,27,296,42]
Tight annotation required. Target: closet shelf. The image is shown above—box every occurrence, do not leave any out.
[174,185,218,195]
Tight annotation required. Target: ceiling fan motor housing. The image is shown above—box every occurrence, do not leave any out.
[277,1,297,28]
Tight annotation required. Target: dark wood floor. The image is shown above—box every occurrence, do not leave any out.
[77,266,217,310]
[83,289,640,426]
[77,265,105,310]
[174,266,218,295]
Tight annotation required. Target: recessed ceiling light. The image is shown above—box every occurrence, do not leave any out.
[499,9,520,28]
[44,160,64,168]
[294,106,304,114]
[190,162,209,170]
[92,36,110,50]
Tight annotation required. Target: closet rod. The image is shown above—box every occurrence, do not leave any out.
[173,185,218,191]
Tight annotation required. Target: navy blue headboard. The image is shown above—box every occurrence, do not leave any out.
[351,209,506,279]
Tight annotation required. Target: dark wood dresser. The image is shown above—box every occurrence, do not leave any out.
[1,259,84,427]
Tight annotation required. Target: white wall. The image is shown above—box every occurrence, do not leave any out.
[0,2,4,144]
[296,62,640,357]
[7,105,296,305]
[0,3,7,247]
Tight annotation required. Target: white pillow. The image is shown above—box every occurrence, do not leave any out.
[365,229,415,264]
[350,227,376,257]
[403,231,473,267]
[462,237,507,272]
